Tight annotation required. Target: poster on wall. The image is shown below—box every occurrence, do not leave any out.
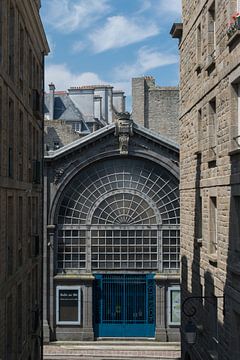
[170,287,181,325]
[57,287,80,324]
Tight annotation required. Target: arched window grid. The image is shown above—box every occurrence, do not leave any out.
[57,167,179,225]
[55,159,180,273]
[90,191,159,225]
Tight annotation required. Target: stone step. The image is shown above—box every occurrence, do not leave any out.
[43,343,181,360]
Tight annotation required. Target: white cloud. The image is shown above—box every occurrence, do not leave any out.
[45,64,105,90]
[157,0,182,16]
[72,41,86,53]
[90,16,159,53]
[45,63,131,96]
[44,0,111,33]
[136,0,152,14]
[114,46,178,81]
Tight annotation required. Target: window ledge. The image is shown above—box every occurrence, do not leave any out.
[54,273,95,281]
[208,254,218,266]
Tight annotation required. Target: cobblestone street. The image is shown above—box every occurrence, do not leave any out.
[43,341,181,360]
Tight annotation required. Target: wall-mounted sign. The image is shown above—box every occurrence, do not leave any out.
[56,286,81,325]
[168,286,181,326]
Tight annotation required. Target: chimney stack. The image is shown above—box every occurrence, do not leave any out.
[49,83,55,120]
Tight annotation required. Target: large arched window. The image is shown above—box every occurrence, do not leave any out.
[56,158,180,272]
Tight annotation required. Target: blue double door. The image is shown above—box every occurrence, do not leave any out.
[93,274,155,337]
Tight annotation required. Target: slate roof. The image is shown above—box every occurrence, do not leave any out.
[45,121,179,160]
[45,93,89,126]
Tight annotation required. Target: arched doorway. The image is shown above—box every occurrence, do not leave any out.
[54,157,180,337]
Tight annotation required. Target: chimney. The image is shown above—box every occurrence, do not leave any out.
[48,83,55,120]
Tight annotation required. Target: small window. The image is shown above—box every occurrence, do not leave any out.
[168,286,181,326]
[209,196,218,254]
[208,2,216,53]
[196,23,202,73]
[208,98,217,163]
[233,196,240,251]
[196,195,202,240]
[54,141,60,150]
[197,108,202,152]
[56,286,81,325]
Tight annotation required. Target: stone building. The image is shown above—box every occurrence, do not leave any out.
[172,0,240,359]
[0,0,49,359]
[132,76,179,142]
[44,83,126,150]
[43,113,181,342]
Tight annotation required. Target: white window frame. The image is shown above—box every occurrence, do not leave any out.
[237,0,240,12]
[167,286,181,326]
[56,285,81,325]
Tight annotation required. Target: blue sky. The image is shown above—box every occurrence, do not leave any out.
[40,0,181,110]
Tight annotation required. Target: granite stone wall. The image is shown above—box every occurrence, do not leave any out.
[132,77,179,142]
[179,1,240,359]
[44,120,81,151]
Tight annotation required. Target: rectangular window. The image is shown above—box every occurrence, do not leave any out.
[0,0,2,63]
[196,195,202,240]
[233,196,240,251]
[57,230,86,270]
[209,196,218,254]
[28,49,32,89]
[8,98,14,177]
[168,286,181,326]
[90,229,159,270]
[19,24,24,92]
[7,196,13,275]
[208,2,216,54]
[196,23,202,73]
[208,98,217,162]
[18,111,23,181]
[18,197,23,266]
[17,283,22,354]
[6,295,13,359]
[162,229,180,271]
[56,286,81,325]
[9,3,15,78]
[197,108,202,152]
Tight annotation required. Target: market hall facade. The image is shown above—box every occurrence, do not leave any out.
[43,113,180,342]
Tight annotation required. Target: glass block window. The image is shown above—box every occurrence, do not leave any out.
[57,230,86,270]
[91,229,158,269]
[162,230,180,271]
[55,158,180,273]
